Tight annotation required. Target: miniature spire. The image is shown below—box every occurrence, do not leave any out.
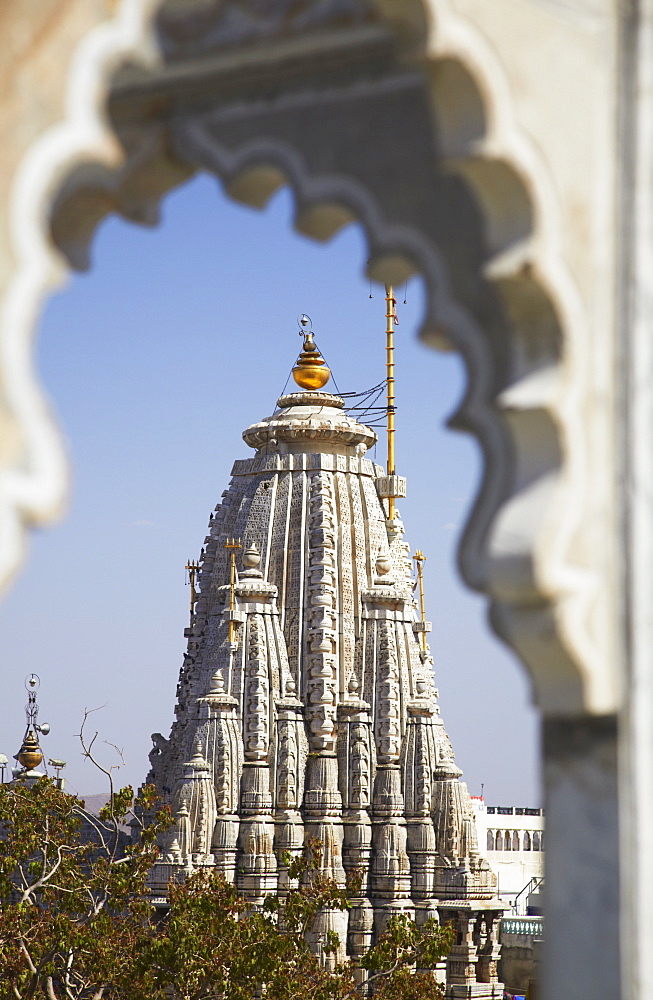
[375,550,392,585]
[292,315,331,390]
[241,543,263,578]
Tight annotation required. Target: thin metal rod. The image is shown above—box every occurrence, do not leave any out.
[186,560,199,625]
[414,549,427,653]
[385,284,396,521]
[225,539,242,643]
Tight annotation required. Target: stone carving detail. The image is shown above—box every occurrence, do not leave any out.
[277,720,299,811]
[199,670,241,879]
[349,718,371,812]
[237,604,278,903]
[274,678,305,890]
[244,615,270,760]
[302,467,348,963]
[157,0,376,61]
[338,685,374,970]
[306,470,338,753]
[145,389,502,993]
[402,704,438,921]
[443,910,502,995]
[375,622,401,762]
[163,741,217,865]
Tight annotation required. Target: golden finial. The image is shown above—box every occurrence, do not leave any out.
[413,549,428,654]
[186,559,199,625]
[17,731,43,771]
[14,674,49,773]
[224,538,242,643]
[292,314,331,390]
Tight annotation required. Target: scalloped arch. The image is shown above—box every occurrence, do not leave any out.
[0,0,613,718]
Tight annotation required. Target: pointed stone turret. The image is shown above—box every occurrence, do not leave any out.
[144,373,504,995]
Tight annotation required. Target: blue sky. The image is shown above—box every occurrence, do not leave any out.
[0,173,539,805]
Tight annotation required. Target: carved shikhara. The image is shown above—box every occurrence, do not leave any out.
[144,389,504,991]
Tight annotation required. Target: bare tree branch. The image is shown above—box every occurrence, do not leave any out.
[19,842,68,904]
[18,936,37,975]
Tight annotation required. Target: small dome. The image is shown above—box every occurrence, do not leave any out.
[243,392,376,454]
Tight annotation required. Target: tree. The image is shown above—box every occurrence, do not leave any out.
[0,776,168,1000]
[0,779,452,999]
[137,840,454,1000]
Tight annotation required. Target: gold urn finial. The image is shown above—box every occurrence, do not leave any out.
[16,730,43,771]
[14,674,50,774]
[292,315,331,391]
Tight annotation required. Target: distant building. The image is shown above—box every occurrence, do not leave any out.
[471,798,544,915]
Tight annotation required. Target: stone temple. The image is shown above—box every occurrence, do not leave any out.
[144,325,504,996]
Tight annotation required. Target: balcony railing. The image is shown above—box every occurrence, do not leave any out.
[501,916,544,937]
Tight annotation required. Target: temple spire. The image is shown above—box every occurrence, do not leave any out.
[145,309,503,995]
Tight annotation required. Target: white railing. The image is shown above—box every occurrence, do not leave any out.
[501,916,544,937]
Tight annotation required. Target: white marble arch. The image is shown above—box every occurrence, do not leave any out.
[4,0,608,716]
[1,1,642,998]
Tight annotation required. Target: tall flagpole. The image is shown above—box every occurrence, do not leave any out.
[385,284,397,521]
